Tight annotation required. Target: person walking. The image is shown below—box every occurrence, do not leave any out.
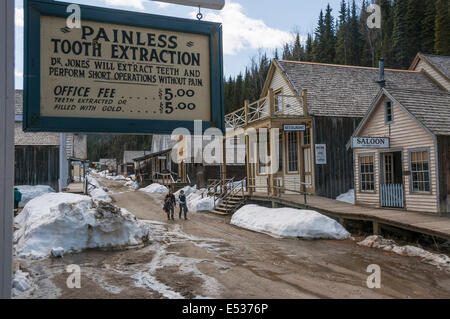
[14,187,22,214]
[178,190,188,220]
[164,189,176,220]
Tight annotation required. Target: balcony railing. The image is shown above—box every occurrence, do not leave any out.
[225,89,306,129]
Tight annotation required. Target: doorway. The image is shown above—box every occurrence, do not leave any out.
[380,151,404,208]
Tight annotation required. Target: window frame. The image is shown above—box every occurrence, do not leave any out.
[274,88,283,113]
[286,131,299,174]
[358,153,376,193]
[384,100,394,125]
[408,148,432,194]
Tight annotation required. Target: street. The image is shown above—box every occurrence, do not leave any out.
[13,178,450,299]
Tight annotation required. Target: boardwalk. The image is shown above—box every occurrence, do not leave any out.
[248,193,450,241]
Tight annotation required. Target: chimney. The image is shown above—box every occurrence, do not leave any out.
[378,58,386,87]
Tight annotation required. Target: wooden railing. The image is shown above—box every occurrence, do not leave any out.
[224,89,306,129]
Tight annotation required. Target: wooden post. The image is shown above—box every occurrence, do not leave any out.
[268,88,274,117]
[244,100,249,125]
[222,135,227,180]
[0,0,14,299]
[373,221,381,235]
[246,134,252,196]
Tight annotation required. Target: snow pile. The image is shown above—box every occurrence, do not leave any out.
[358,235,450,271]
[139,183,168,194]
[16,185,55,207]
[12,270,34,295]
[14,193,150,259]
[175,185,198,197]
[231,205,351,240]
[87,175,101,191]
[90,187,112,203]
[182,188,218,212]
[336,189,355,204]
[107,175,127,181]
[124,180,140,190]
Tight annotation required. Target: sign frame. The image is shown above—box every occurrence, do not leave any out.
[351,136,390,149]
[24,0,224,134]
[283,124,306,132]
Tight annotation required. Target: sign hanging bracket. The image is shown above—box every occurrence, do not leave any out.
[197,6,203,20]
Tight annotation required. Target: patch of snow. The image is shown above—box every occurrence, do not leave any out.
[124,180,140,190]
[51,247,64,258]
[12,270,34,294]
[14,193,150,259]
[231,205,351,240]
[184,189,218,212]
[336,189,355,204]
[87,175,101,191]
[358,235,450,271]
[16,185,55,207]
[139,183,169,194]
[175,185,198,197]
[90,187,112,203]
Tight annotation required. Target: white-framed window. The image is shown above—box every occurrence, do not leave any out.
[287,132,298,173]
[385,100,394,124]
[274,89,283,112]
[359,154,375,192]
[410,149,431,193]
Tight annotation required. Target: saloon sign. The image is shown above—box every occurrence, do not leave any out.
[24,0,224,134]
[351,136,390,149]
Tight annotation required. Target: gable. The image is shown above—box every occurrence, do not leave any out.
[359,95,434,148]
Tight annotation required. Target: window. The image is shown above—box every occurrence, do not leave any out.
[274,90,282,112]
[287,132,298,172]
[258,132,270,174]
[303,128,310,145]
[360,155,375,191]
[385,101,393,124]
[410,150,430,192]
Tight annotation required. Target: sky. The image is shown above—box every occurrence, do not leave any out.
[14,0,343,89]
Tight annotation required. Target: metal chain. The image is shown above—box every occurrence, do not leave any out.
[197,6,203,20]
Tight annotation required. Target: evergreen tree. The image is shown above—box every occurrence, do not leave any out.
[421,0,436,54]
[406,0,424,60]
[282,43,292,60]
[335,0,349,64]
[323,4,337,62]
[312,10,326,62]
[305,34,313,61]
[379,0,394,67]
[434,0,450,55]
[392,0,410,68]
[292,33,304,61]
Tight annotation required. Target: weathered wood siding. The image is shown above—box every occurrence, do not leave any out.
[314,116,361,199]
[355,96,439,213]
[14,146,60,191]
[437,136,450,214]
[269,67,304,116]
[414,60,450,92]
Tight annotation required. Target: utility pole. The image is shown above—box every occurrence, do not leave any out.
[0,0,15,299]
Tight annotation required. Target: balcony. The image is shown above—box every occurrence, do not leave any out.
[225,89,307,129]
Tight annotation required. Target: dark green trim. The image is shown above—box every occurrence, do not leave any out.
[24,0,224,134]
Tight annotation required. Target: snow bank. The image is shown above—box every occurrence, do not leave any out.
[14,193,150,259]
[90,187,112,203]
[16,185,55,207]
[231,205,351,240]
[139,183,168,194]
[184,189,218,212]
[87,175,101,190]
[124,180,139,190]
[358,235,450,271]
[336,189,355,204]
[12,270,34,295]
[175,185,198,197]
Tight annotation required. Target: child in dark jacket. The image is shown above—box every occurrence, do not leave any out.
[178,190,188,220]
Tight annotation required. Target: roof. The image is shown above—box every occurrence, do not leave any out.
[133,148,172,161]
[411,53,450,81]
[123,150,151,163]
[386,89,450,136]
[14,122,60,146]
[273,60,443,118]
[99,159,117,166]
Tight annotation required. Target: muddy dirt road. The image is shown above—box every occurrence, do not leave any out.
[14,178,450,299]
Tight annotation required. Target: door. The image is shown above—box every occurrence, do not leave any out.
[380,152,404,208]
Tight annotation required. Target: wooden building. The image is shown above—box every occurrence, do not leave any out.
[120,150,151,176]
[350,88,450,215]
[225,59,443,199]
[410,53,450,92]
